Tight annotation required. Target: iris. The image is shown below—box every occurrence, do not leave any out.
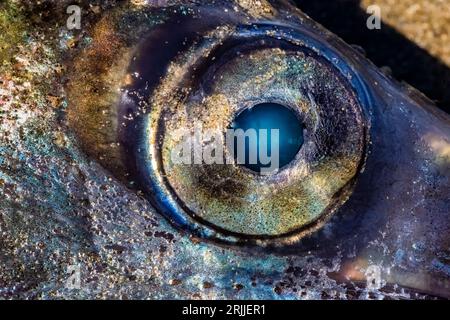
[68,14,368,242]
[231,103,304,172]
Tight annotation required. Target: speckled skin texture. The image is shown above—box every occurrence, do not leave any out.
[0,0,449,299]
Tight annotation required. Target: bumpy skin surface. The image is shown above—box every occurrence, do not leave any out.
[0,0,449,299]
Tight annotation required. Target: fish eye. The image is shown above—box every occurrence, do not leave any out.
[66,5,369,245]
[2,0,450,300]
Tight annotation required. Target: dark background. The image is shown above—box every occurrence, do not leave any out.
[295,0,450,114]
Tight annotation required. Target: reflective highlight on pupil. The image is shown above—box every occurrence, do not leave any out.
[231,102,304,173]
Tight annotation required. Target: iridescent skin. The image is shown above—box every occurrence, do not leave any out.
[0,0,449,299]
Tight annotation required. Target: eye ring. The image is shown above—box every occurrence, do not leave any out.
[126,23,372,247]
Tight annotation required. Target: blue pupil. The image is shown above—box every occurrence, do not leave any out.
[231,103,304,172]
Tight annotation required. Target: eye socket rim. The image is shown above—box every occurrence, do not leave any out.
[129,23,373,247]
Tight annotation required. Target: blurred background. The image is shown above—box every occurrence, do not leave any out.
[294,0,450,113]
